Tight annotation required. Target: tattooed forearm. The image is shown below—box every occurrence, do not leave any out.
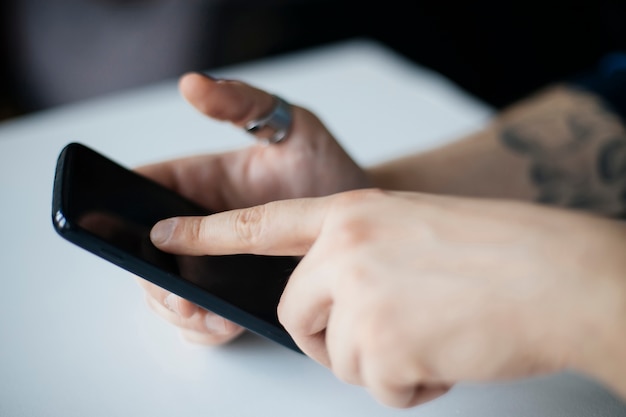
[599,138,626,184]
[499,87,626,216]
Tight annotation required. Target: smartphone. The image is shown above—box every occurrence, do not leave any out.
[52,142,301,353]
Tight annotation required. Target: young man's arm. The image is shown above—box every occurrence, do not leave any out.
[369,80,626,217]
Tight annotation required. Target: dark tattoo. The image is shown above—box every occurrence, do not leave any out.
[599,138,626,183]
[500,88,626,216]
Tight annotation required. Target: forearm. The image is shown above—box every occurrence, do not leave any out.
[368,85,626,217]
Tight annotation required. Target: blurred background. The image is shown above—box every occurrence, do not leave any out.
[1,0,625,123]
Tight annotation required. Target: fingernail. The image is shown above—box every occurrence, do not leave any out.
[205,314,229,334]
[150,219,175,245]
[164,293,180,315]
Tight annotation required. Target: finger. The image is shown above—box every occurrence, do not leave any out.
[179,72,279,130]
[367,382,422,409]
[277,248,334,366]
[133,158,182,191]
[324,301,362,386]
[367,384,450,409]
[360,353,449,409]
[145,295,243,341]
[132,152,236,212]
[179,328,245,346]
[137,277,244,339]
[135,277,198,318]
[404,385,451,408]
[133,157,194,195]
[150,196,331,256]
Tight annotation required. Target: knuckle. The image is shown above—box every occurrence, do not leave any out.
[185,217,208,247]
[358,307,408,361]
[334,263,374,304]
[232,205,267,249]
[362,355,426,408]
[328,348,361,386]
[360,315,394,356]
[333,365,360,386]
[277,298,302,336]
[276,299,289,327]
[373,384,417,409]
[334,218,372,248]
[330,189,389,247]
[277,296,327,340]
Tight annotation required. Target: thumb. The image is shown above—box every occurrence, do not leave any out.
[179,72,277,129]
[150,197,331,256]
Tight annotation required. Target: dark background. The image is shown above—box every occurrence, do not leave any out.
[1,0,625,122]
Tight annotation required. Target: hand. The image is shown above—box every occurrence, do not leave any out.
[150,189,626,408]
[135,73,370,345]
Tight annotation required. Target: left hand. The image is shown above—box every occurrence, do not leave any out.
[149,189,626,408]
[134,73,370,345]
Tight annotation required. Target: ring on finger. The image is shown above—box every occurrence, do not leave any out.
[244,95,293,144]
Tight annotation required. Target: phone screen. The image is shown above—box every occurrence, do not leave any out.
[52,143,300,352]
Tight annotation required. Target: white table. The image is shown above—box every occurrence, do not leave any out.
[1,38,624,417]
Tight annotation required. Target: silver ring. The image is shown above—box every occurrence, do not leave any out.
[244,95,293,144]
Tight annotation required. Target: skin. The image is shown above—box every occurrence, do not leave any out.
[136,73,626,407]
[135,72,370,344]
[369,86,626,216]
[150,189,626,408]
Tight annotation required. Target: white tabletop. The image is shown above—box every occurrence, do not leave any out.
[1,38,624,417]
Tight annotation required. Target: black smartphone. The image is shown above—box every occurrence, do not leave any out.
[52,142,301,353]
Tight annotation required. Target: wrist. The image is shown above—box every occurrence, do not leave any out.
[366,127,535,199]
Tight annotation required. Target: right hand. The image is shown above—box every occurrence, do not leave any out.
[134,73,370,346]
[150,189,626,407]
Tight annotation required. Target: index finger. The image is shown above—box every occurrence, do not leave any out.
[150,196,332,257]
